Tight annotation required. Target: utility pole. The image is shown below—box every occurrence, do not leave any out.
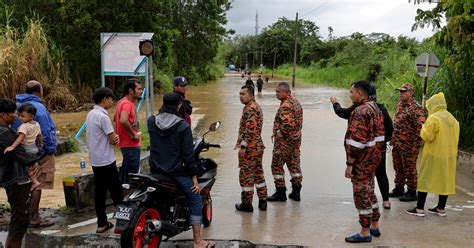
[292,12,298,88]
[272,50,277,78]
[254,9,259,73]
[245,52,248,71]
[252,52,255,68]
[260,46,263,74]
[255,9,259,36]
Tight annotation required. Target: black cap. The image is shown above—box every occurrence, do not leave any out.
[163,92,181,106]
[173,76,188,86]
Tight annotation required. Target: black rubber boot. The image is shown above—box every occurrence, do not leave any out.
[258,200,267,211]
[235,203,254,212]
[399,190,417,202]
[388,187,405,197]
[288,185,301,201]
[267,187,287,202]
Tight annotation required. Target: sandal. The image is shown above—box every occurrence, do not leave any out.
[29,219,54,228]
[204,241,216,248]
[96,221,114,233]
[383,201,391,209]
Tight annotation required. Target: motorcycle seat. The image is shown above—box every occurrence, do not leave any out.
[128,173,161,184]
[150,173,176,183]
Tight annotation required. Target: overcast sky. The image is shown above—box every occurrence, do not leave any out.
[226,0,441,40]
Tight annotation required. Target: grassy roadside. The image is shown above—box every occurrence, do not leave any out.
[263,64,473,152]
[263,64,400,110]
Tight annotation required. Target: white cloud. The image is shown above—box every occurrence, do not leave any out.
[226,0,442,40]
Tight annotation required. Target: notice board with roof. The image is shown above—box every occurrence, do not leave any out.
[75,32,155,141]
[100,32,155,118]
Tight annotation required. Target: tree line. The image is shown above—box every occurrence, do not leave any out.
[226,1,472,149]
[0,0,232,103]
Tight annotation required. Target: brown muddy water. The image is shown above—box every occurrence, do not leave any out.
[0,73,351,208]
[2,74,474,247]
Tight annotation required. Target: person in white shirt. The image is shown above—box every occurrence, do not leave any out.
[86,87,122,233]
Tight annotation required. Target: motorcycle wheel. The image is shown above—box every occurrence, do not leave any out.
[202,194,212,227]
[121,206,162,248]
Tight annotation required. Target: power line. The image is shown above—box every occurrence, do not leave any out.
[300,0,329,18]
[255,9,259,35]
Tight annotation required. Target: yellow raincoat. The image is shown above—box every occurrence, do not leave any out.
[417,92,460,195]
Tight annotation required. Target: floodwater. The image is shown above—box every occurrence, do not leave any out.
[1,74,473,247]
[0,73,352,208]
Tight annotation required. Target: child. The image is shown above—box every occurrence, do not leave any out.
[4,103,42,190]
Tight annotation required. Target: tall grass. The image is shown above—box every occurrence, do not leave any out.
[0,19,77,110]
[206,42,230,81]
[269,47,473,150]
[269,63,368,88]
[268,49,423,111]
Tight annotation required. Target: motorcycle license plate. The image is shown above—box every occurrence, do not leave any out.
[114,206,134,221]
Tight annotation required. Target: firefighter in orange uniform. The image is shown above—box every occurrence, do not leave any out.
[268,82,303,202]
[389,83,427,202]
[234,85,267,212]
[344,80,385,243]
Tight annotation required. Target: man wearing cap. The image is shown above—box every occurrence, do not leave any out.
[173,76,193,126]
[389,83,427,202]
[147,92,214,248]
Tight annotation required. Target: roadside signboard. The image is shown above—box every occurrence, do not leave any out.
[415,52,440,78]
[415,52,441,108]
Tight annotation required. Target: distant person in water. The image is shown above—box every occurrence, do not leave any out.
[245,76,254,88]
[256,75,264,93]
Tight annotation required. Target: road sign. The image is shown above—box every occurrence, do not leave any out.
[415,52,440,78]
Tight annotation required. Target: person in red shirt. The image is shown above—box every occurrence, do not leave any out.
[114,79,143,184]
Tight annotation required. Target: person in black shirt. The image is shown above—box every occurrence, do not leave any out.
[173,76,193,126]
[256,75,264,93]
[245,76,254,88]
[0,98,38,248]
[147,92,214,248]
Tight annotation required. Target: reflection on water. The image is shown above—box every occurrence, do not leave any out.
[0,74,351,208]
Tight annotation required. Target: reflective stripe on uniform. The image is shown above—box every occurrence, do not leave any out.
[241,187,254,192]
[255,182,266,188]
[358,209,373,215]
[346,136,385,149]
[273,175,285,179]
[291,173,302,178]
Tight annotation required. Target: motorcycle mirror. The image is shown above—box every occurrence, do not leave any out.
[208,121,221,132]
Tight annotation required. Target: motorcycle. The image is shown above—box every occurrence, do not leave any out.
[114,121,221,248]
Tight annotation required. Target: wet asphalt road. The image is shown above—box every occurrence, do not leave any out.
[2,74,473,247]
[174,74,474,247]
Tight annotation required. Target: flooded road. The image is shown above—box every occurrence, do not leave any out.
[1,74,473,247]
[0,73,353,208]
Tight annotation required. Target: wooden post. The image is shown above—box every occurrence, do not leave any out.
[272,50,277,78]
[422,53,431,108]
[292,12,298,88]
